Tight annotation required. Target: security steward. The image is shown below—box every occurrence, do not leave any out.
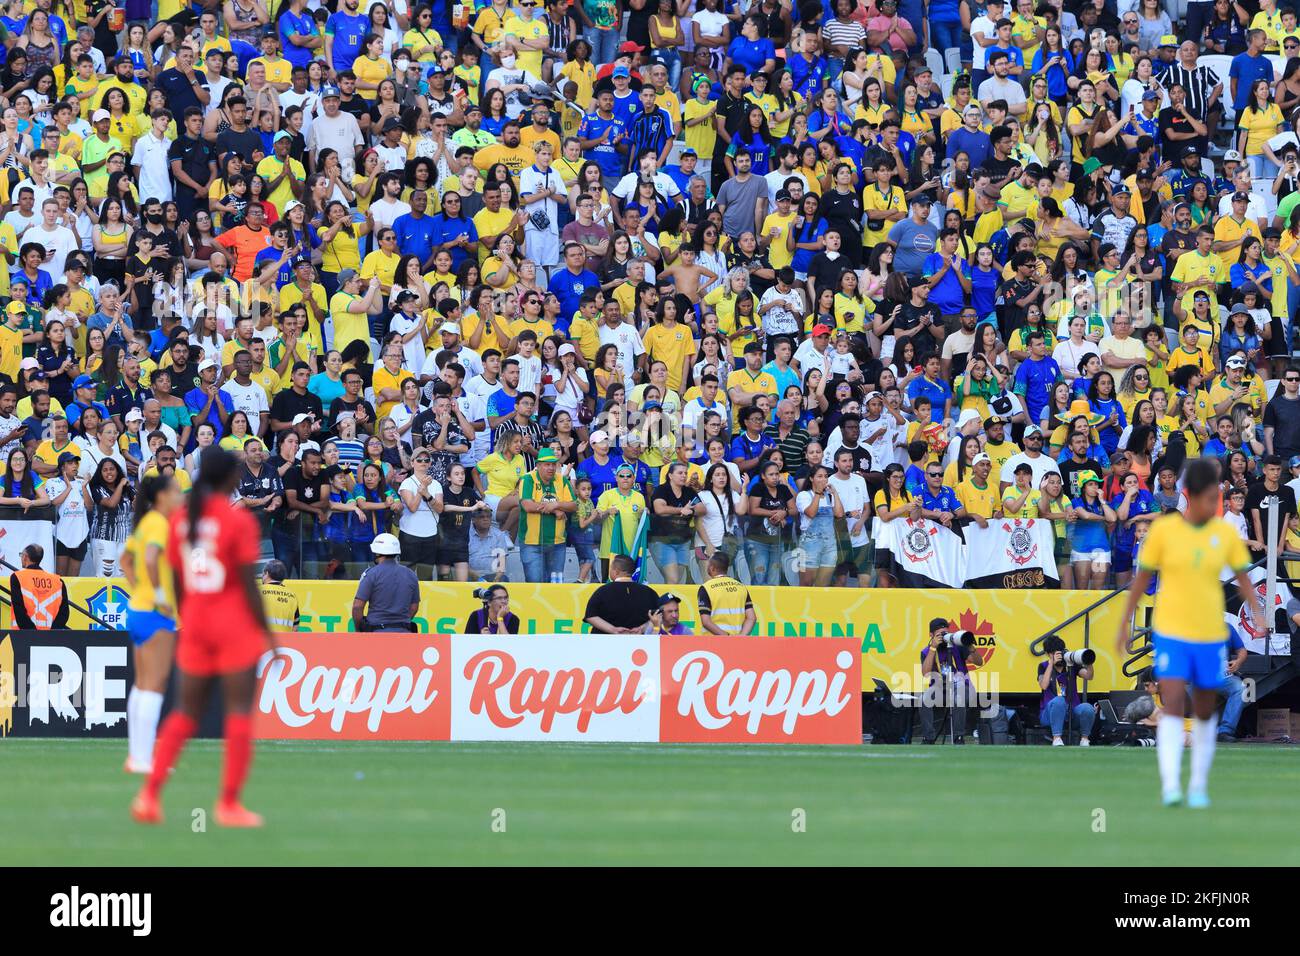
[10,544,69,630]
[260,560,300,633]
[352,533,421,632]
[697,552,756,636]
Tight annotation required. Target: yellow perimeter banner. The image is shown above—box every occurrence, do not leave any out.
[63,579,1133,694]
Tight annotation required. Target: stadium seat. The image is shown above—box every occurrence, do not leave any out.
[940,73,956,101]
[924,47,944,80]
[944,47,962,76]
[1198,55,1235,124]
[1252,178,1278,219]
[1201,157,1216,180]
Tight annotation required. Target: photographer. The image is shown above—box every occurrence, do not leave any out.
[465,584,521,635]
[1038,635,1096,747]
[919,617,973,745]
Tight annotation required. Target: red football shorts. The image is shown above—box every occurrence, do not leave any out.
[176,617,266,676]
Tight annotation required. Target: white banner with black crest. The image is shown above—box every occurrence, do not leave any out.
[964,518,1060,589]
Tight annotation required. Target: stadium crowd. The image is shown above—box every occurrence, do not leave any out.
[2,0,1300,588]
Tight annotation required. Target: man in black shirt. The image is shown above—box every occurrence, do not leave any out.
[276,446,330,573]
[1245,455,1298,562]
[214,96,264,172]
[1264,366,1300,462]
[898,276,944,360]
[711,65,748,192]
[235,437,283,539]
[127,200,184,260]
[1058,431,1107,499]
[726,233,775,296]
[336,70,372,134]
[583,554,660,633]
[167,106,217,226]
[806,227,854,298]
[327,368,376,433]
[270,362,324,436]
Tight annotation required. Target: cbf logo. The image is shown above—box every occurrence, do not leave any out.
[1002,518,1038,566]
[86,585,130,631]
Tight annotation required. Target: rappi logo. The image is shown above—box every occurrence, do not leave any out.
[947,609,998,670]
[254,635,451,740]
[659,637,861,744]
[451,637,660,742]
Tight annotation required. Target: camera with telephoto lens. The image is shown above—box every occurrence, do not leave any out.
[942,630,975,650]
[1062,649,1096,666]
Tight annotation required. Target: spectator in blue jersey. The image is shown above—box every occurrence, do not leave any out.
[1229,28,1272,114]
[907,355,954,423]
[727,15,776,75]
[253,222,299,289]
[392,190,437,268]
[945,103,991,169]
[550,243,601,330]
[1218,625,1249,740]
[1037,634,1097,746]
[729,406,776,477]
[1013,331,1061,427]
[918,460,966,527]
[325,0,370,75]
[578,87,628,190]
[623,87,674,176]
[787,31,827,99]
[922,228,972,325]
[427,190,478,271]
[920,616,973,744]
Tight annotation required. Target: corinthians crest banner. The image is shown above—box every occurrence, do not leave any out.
[874,517,1059,589]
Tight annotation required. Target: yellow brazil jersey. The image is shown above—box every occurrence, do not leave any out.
[125,510,175,613]
[1001,486,1041,518]
[329,290,370,356]
[854,100,891,126]
[956,478,999,518]
[642,322,696,393]
[255,155,306,214]
[558,58,596,110]
[472,206,515,264]
[725,368,777,428]
[832,292,874,333]
[682,98,717,159]
[761,211,797,270]
[476,450,526,497]
[502,14,548,76]
[260,581,300,631]
[360,249,401,290]
[1213,215,1261,255]
[250,55,294,88]
[519,124,561,158]
[862,183,905,244]
[1066,104,1100,163]
[1208,374,1267,420]
[697,574,754,635]
[402,27,444,63]
[0,323,21,381]
[1262,253,1293,320]
[1170,250,1225,314]
[64,75,100,119]
[1138,513,1250,641]
[352,55,393,101]
[596,487,646,558]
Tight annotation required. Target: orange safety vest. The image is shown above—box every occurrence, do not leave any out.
[12,567,64,630]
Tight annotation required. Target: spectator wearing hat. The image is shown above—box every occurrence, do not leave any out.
[1264,364,1300,462]
[305,85,365,180]
[352,533,421,632]
[66,373,109,431]
[516,447,576,582]
[1210,351,1267,422]
[1067,469,1114,589]
[887,197,939,279]
[184,358,234,448]
[954,451,999,527]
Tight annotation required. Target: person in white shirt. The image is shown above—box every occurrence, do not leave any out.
[611,150,682,203]
[969,0,1004,78]
[223,349,271,437]
[793,323,833,375]
[681,373,729,443]
[305,86,365,179]
[3,188,39,243]
[131,112,174,204]
[368,173,412,233]
[826,447,871,578]
[27,199,78,280]
[597,306,645,388]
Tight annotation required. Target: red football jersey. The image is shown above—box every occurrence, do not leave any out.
[166,497,261,626]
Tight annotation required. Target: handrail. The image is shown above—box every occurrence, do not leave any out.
[0,557,111,629]
[1027,581,1130,656]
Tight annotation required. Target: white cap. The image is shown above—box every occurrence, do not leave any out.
[956,408,982,430]
[197,358,218,373]
[558,343,577,357]
[296,440,320,459]
[972,452,992,466]
[92,108,111,123]
[589,429,610,444]
[125,407,144,422]
[370,532,401,556]
[438,321,461,334]
[291,412,315,425]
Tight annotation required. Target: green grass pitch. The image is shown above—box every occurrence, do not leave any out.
[5,739,1299,865]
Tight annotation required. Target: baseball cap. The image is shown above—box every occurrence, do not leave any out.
[197,358,218,373]
[643,400,663,412]
[56,451,79,467]
[657,592,682,608]
[614,463,636,476]
[589,430,610,445]
[811,323,833,337]
[558,343,576,357]
[336,268,358,285]
[911,195,933,206]
[1224,149,1243,162]
[1184,145,1200,157]
[395,289,419,304]
[1023,424,1043,438]
[1289,455,1300,470]
[320,84,342,99]
[284,199,304,215]
[1159,34,1178,46]
[1142,89,1160,101]
[18,356,37,370]
[775,189,792,202]
[73,374,94,390]
[612,64,630,78]
[438,321,461,335]
[956,408,982,430]
[1233,191,1250,202]
[125,407,144,422]
[1112,184,1131,195]
[291,413,316,426]
[92,108,110,123]
[619,40,644,53]
[370,533,401,556]
[983,416,1004,429]
[273,130,293,143]
[1229,303,1250,317]
[382,116,402,132]
[6,300,25,317]
[972,453,992,466]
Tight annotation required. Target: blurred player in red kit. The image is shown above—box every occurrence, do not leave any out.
[131,447,282,828]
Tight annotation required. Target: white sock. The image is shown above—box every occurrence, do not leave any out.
[125,687,140,764]
[132,690,165,768]
[1189,717,1218,795]
[1157,714,1185,795]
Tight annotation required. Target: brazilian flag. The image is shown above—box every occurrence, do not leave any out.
[608,509,651,582]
